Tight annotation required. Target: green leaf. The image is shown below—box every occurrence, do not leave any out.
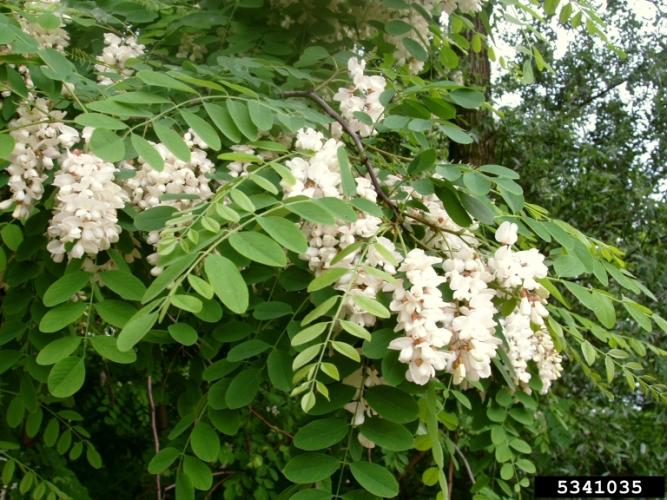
[408,149,437,176]
[225,367,261,409]
[509,438,532,454]
[339,320,371,341]
[39,302,87,333]
[205,254,248,314]
[187,274,214,300]
[38,48,74,79]
[43,272,90,307]
[286,200,336,225]
[229,189,255,212]
[154,121,191,162]
[307,268,348,293]
[292,345,321,370]
[247,101,274,131]
[402,38,428,61]
[136,70,197,94]
[131,134,164,171]
[110,92,171,104]
[495,444,513,463]
[434,183,472,227]
[623,300,652,332]
[351,295,390,318]
[553,254,586,278]
[74,113,127,130]
[134,206,177,232]
[176,471,194,500]
[229,231,287,267]
[364,386,418,424]
[171,294,203,313]
[295,46,330,67]
[89,129,125,163]
[253,301,292,320]
[117,309,158,352]
[292,322,328,346]
[385,19,412,35]
[349,461,399,498]
[101,270,146,301]
[168,323,199,346]
[183,455,212,490]
[227,339,270,361]
[448,88,485,109]
[440,122,473,144]
[479,164,520,179]
[591,291,616,329]
[293,418,348,451]
[226,100,258,141]
[331,340,360,361]
[336,147,357,197]
[282,453,339,484]
[180,109,221,150]
[359,418,413,451]
[89,336,136,364]
[94,300,137,328]
[301,295,339,325]
[516,458,536,474]
[462,172,492,195]
[1,224,22,251]
[500,463,514,481]
[204,103,242,143]
[148,447,180,474]
[267,349,292,391]
[47,357,85,398]
[0,133,16,159]
[257,216,308,254]
[190,423,220,462]
[37,337,82,366]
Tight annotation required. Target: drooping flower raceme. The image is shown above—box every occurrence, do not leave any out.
[95,33,145,85]
[332,58,386,138]
[389,249,454,385]
[47,151,128,262]
[0,97,79,219]
[489,220,563,392]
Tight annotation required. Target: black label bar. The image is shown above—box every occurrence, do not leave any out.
[534,476,665,498]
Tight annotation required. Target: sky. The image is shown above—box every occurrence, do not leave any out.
[492,0,661,108]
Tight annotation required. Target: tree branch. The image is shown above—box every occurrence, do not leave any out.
[281,90,398,215]
[249,406,293,439]
[147,376,162,500]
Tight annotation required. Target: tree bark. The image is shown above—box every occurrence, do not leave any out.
[449,10,495,166]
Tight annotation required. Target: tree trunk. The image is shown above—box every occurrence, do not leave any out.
[449,10,495,166]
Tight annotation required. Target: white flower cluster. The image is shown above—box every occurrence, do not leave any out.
[389,250,454,385]
[0,97,79,219]
[18,18,69,52]
[16,0,69,51]
[284,128,344,199]
[285,128,384,246]
[47,151,127,262]
[95,33,145,86]
[489,222,562,392]
[122,131,214,274]
[332,58,386,138]
[443,0,483,15]
[123,132,214,212]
